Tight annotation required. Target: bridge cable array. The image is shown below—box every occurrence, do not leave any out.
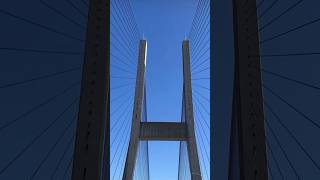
[109,0,145,180]
[246,0,320,179]
[0,0,89,179]
[177,0,211,180]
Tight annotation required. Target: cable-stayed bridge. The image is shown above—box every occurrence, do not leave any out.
[110,0,210,179]
[0,0,319,180]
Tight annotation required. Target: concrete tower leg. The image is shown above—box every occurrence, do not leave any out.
[123,40,147,180]
[228,0,268,179]
[182,40,202,180]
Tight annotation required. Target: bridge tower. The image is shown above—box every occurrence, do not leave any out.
[122,39,202,180]
[71,0,109,179]
[228,0,268,180]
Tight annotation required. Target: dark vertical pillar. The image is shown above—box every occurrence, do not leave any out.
[182,40,202,180]
[71,0,109,179]
[229,0,268,180]
[123,40,147,180]
[228,81,241,180]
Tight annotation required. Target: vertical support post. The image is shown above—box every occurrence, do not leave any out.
[228,86,241,180]
[123,40,147,180]
[182,40,202,180]
[71,0,109,179]
[229,0,268,179]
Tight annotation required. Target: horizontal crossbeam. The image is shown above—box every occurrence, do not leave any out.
[139,122,187,141]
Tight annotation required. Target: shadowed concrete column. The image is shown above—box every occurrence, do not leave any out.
[71,0,109,180]
[182,40,202,180]
[228,0,268,179]
[123,40,147,180]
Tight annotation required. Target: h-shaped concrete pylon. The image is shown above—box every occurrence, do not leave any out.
[122,40,202,180]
